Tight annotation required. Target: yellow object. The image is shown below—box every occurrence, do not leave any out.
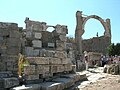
[18,53,29,76]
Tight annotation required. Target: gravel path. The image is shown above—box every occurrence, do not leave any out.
[76,67,120,90]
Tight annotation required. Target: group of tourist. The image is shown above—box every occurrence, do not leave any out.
[83,51,120,71]
[100,55,120,67]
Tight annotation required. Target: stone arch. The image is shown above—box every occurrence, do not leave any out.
[82,15,111,37]
[75,11,111,55]
[82,15,106,35]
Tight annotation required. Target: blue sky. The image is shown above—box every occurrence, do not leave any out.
[0,0,120,43]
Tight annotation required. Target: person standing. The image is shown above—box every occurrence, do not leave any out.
[84,51,88,71]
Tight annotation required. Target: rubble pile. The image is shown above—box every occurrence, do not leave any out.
[103,63,120,75]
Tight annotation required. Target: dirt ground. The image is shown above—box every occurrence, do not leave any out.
[81,74,120,90]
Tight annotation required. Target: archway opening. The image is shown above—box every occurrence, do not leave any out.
[82,19,105,39]
[47,27,55,32]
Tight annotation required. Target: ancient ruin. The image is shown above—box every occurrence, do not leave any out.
[0,11,119,90]
[75,11,111,55]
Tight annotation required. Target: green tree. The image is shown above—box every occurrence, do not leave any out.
[107,43,120,56]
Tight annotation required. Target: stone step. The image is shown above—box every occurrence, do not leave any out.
[11,73,87,90]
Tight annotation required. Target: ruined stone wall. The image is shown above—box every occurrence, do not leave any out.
[24,18,68,57]
[21,18,74,81]
[82,36,111,54]
[0,22,22,73]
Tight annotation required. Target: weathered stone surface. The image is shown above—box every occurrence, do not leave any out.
[39,49,55,57]
[49,58,62,65]
[26,30,32,38]
[48,43,55,48]
[0,77,19,88]
[0,71,13,78]
[12,84,41,90]
[57,65,64,72]
[25,74,39,81]
[64,64,72,72]
[56,40,66,50]
[47,65,64,74]
[52,77,74,89]
[104,64,119,75]
[54,51,67,59]
[25,47,33,56]
[35,65,43,74]
[0,46,7,54]
[34,32,42,39]
[0,29,9,37]
[59,35,66,41]
[24,65,35,75]
[25,18,47,31]
[0,22,18,30]
[6,46,19,55]
[27,57,49,64]
[36,65,49,75]
[9,30,21,38]
[1,55,18,62]
[40,82,63,90]
[32,49,40,56]
[32,40,42,48]
[6,61,18,71]
[55,24,68,35]
[6,38,21,47]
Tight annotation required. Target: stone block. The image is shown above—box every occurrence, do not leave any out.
[57,65,64,72]
[50,65,57,73]
[49,58,62,65]
[56,40,66,50]
[40,50,55,57]
[26,30,32,38]
[0,62,6,71]
[59,35,66,42]
[40,82,63,90]
[36,65,50,77]
[0,77,19,88]
[48,43,55,48]
[64,64,72,72]
[0,46,7,54]
[54,51,67,59]
[0,71,13,78]
[60,73,81,83]
[0,29,9,37]
[24,65,36,75]
[9,30,21,38]
[61,58,69,64]
[27,57,49,65]
[12,84,41,90]
[25,74,39,81]
[34,32,42,39]
[6,38,21,47]
[32,40,42,48]
[36,65,43,74]
[0,36,3,45]
[5,60,18,72]
[47,50,55,57]
[55,25,68,35]
[25,47,33,56]
[32,49,40,56]
[6,46,19,55]
[51,65,64,73]
[1,55,18,62]
[52,77,74,89]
